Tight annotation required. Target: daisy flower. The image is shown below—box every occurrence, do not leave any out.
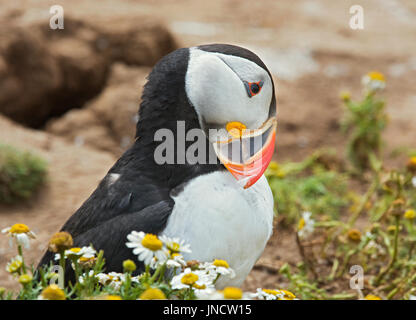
[166,253,187,269]
[171,268,215,293]
[6,255,23,274]
[362,71,386,92]
[96,272,125,290]
[77,247,97,268]
[159,235,192,255]
[2,223,36,249]
[159,235,191,269]
[297,211,315,238]
[78,270,96,284]
[95,271,141,290]
[54,246,96,262]
[251,288,297,300]
[196,287,252,300]
[199,259,236,279]
[126,231,168,267]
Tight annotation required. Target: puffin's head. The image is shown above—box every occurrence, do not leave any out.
[138,44,277,189]
[185,44,277,188]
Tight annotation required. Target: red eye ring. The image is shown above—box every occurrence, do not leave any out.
[245,81,264,97]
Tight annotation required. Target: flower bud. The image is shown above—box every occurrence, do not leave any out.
[390,198,406,217]
[18,274,33,285]
[407,157,416,174]
[139,288,166,300]
[404,209,416,220]
[40,284,66,300]
[347,229,362,242]
[123,259,137,273]
[48,231,73,253]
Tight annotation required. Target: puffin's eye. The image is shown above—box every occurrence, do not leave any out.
[245,81,264,98]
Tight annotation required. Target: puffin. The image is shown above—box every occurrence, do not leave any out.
[38,44,277,288]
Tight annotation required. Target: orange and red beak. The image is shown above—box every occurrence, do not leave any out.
[212,117,277,189]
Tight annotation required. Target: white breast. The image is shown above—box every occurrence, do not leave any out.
[161,170,274,288]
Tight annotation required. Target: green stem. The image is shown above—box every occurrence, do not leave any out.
[17,245,27,274]
[59,249,66,285]
[327,258,339,281]
[149,266,161,284]
[374,215,400,286]
[157,264,167,283]
[348,177,378,227]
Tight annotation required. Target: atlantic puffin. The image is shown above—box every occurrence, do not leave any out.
[38,44,277,288]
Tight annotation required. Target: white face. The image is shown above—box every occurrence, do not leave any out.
[185,48,273,135]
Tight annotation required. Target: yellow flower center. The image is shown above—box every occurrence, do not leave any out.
[9,224,30,234]
[41,284,66,300]
[298,218,305,231]
[181,273,199,285]
[404,209,416,220]
[193,283,207,290]
[226,121,247,138]
[68,247,81,254]
[213,259,229,269]
[79,257,94,262]
[139,288,167,300]
[223,287,243,299]
[167,242,181,253]
[141,234,163,251]
[263,289,279,296]
[367,71,385,82]
[364,294,382,300]
[279,289,296,300]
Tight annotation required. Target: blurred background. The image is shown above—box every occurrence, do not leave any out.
[0,0,415,292]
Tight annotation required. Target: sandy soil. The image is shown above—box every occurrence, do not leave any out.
[1,0,415,293]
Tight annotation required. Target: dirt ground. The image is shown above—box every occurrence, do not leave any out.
[1,0,415,293]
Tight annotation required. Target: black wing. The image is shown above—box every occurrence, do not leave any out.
[37,165,174,279]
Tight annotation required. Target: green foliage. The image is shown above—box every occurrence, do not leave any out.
[341,85,388,173]
[264,73,416,300]
[0,144,47,204]
[266,152,349,225]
